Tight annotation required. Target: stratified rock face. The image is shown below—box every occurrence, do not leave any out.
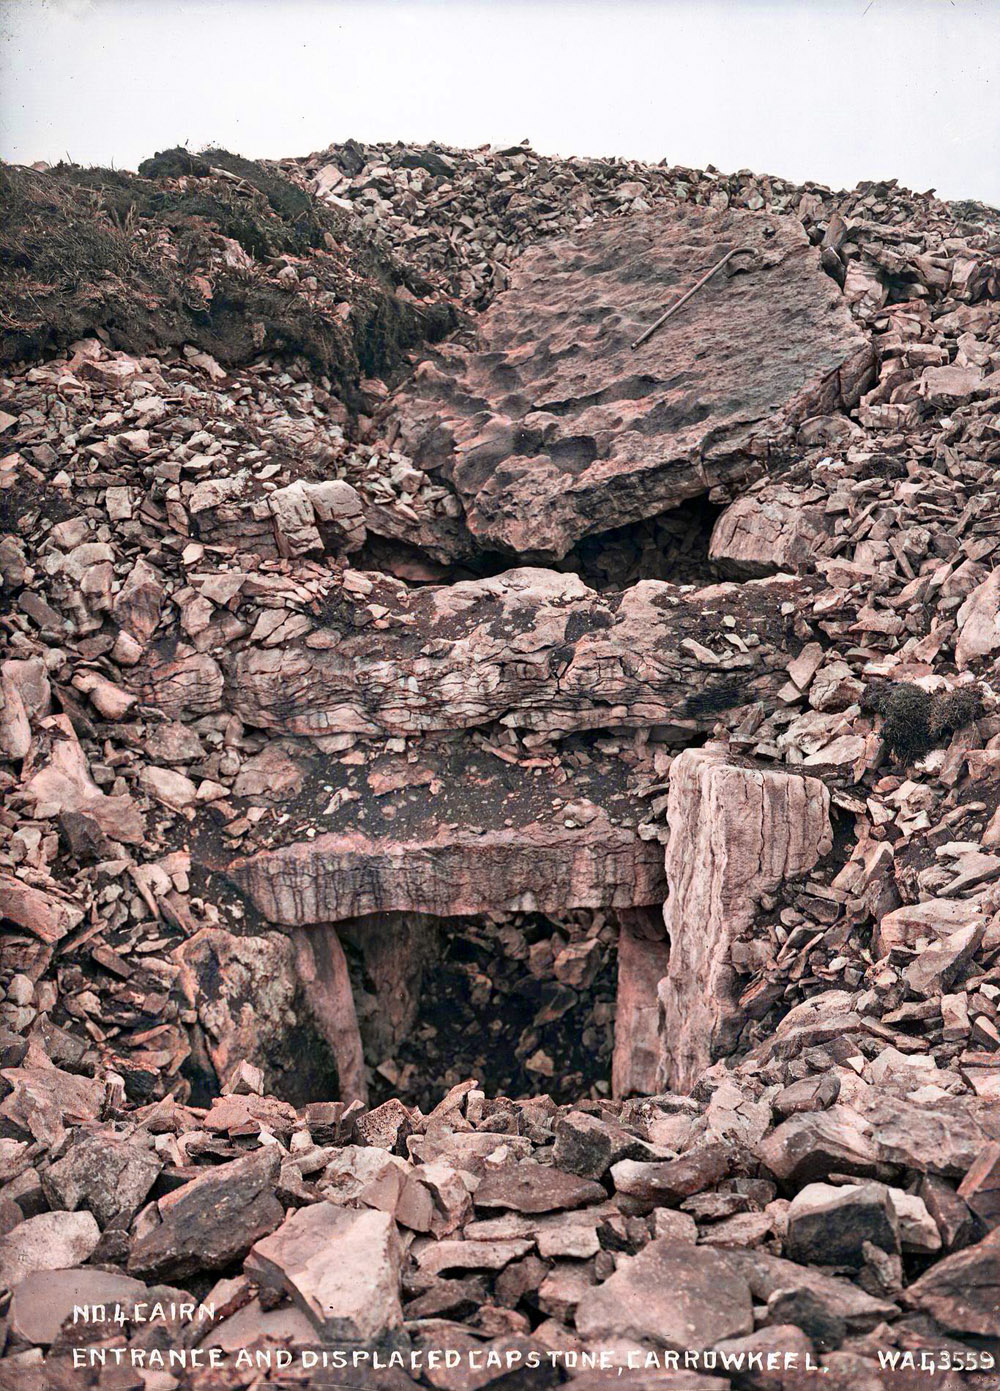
[392,206,872,558]
[226,567,805,739]
[230,819,666,925]
[658,748,832,1092]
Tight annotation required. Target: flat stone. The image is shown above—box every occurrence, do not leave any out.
[393,206,870,558]
[473,1161,605,1214]
[575,1239,754,1348]
[127,1147,282,1280]
[8,1267,146,1345]
[416,1237,534,1277]
[245,1203,402,1341]
[0,1210,100,1293]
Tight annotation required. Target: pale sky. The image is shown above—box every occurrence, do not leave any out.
[1,0,999,207]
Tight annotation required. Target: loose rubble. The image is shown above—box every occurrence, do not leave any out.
[1,139,999,1389]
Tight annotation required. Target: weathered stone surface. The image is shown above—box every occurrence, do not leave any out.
[903,1227,1000,1335]
[854,1091,996,1177]
[612,914,670,1099]
[230,819,666,925]
[41,1131,161,1228]
[575,1238,754,1348]
[710,491,828,579]
[551,1111,615,1181]
[713,1325,815,1391]
[245,1203,402,1340]
[415,1237,534,1276]
[473,1162,605,1214]
[0,875,84,945]
[610,1143,731,1206]
[0,1210,100,1293]
[757,1107,879,1185]
[268,478,366,557]
[21,715,145,845]
[127,1147,282,1280]
[8,1267,146,1345]
[955,565,1000,668]
[0,1066,101,1146]
[721,1248,899,1331]
[225,569,803,739]
[658,748,832,1091]
[873,897,985,957]
[392,206,871,558]
[785,1182,899,1268]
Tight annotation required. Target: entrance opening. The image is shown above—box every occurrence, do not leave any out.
[339,909,620,1111]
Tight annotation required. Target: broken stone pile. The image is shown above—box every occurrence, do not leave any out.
[1,141,999,1388]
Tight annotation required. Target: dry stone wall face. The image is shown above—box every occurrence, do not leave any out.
[3,142,1000,1384]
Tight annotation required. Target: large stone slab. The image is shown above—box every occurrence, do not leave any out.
[392,206,872,558]
[224,569,806,740]
[658,748,832,1092]
[229,819,666,925]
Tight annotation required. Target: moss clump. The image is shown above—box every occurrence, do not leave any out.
[864,681,984,765]
[933,687,985,736]
[0,154,456,396]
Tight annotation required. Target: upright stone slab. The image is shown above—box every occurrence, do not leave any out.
[658,748,832,1092]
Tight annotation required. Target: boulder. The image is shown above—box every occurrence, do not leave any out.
[392,205,871,558]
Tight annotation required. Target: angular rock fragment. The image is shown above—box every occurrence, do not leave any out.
[610,1143,731,1207]
[473,1162,605,1214]
[245,1203,402,1340]
[8,1267,146,1345]
[903,1227,1000,1335]
[127,1147,282,1280]
[41,1131,161,1228]
[0,1210,100,1293]
[785,1182,900,1268]
[575,1239,754,1347]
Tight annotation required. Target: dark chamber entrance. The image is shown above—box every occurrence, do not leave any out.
[340,910,620,1112]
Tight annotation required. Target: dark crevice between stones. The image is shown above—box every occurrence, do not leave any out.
[355,492,725,593]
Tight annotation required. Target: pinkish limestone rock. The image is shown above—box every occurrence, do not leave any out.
[658,748,832,1092]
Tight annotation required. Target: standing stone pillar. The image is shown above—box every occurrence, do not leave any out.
[658,747,832,1093]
